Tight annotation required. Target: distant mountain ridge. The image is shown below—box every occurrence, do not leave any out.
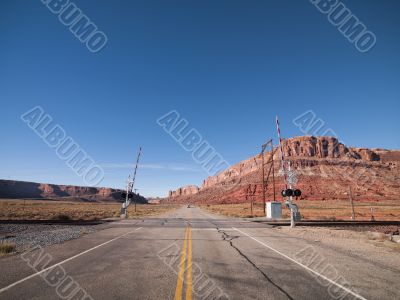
[0,179,147,203]
[167,136,400,203]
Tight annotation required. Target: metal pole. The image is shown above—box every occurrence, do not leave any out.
[120,147,142,218]
[370,207,375,221]
[261,150,266,215]
[122,175,131,218]
[270,142,276,202]
[349,186,355,221]
[276,116,288,189]
[260,139,276,215]
[134,188,138,213]
[132,148,142,215]
[276,116,296,228]
[288,162,295,228]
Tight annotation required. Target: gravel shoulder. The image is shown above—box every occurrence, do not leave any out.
[274,225,400,271]
[0,223,107,254]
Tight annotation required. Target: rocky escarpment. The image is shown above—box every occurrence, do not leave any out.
[169,185,199,197]
[167,136,400,203]
[0,180,147,203]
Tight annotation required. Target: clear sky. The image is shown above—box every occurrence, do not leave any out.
[1,0,399,197]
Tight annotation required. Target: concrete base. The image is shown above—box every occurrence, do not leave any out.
[120,207,128,219]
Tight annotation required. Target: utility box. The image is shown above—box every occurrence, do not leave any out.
[266,202,282,219]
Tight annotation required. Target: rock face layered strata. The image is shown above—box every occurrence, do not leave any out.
[0,180,147,203]
[167,136,400,203]
[169,185,200,197]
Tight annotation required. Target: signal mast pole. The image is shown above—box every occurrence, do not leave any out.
[276,116,295,228]
[121,147,142,218]
[260,139,276,214]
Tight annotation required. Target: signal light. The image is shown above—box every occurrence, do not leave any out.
[281,189,302,198]
[281,189,293,197]
[294,189,301,197]
[121,192,134,199]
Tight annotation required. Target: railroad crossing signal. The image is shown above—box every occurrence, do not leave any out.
[276,116,302,227]
[120,147,142,218]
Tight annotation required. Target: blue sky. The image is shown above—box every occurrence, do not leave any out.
[1,0,399,197]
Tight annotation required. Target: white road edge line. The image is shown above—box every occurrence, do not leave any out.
[191,228,232,231]
[0,227,142,294]
[232,227,367,300]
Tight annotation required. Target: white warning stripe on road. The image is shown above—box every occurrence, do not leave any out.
[233,227,367,300]
[0,227,142,294]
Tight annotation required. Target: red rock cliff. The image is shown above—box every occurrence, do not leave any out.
[0,180,147,203]
[168,136,400,203]
[169,185,200,197]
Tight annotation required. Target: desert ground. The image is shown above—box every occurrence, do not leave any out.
[1,206,399,300]
[0,200,180,255]
[200,199,400,221]
[0,199,180,221]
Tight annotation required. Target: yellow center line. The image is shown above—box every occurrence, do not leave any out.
[185,227,193,300]
[174,213,193,300]
[174,227,189,300]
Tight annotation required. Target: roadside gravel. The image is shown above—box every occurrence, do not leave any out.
[0,224,103,253]
[274,225,400,271]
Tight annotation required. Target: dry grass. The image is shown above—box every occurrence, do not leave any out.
[200,203,267,218]
[0,241,16,256]
[125,203,180,219]
[0,199,179,221]
[200,199,400,221]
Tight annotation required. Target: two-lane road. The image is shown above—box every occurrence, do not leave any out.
[0,206,399,299]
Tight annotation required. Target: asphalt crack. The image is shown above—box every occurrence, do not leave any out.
[218,228,294,300]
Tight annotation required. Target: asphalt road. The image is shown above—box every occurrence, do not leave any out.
[0,206,399,300]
